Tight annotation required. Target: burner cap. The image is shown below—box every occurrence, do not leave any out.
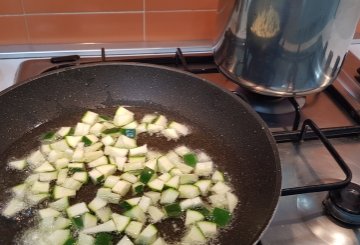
[324,182,360,225]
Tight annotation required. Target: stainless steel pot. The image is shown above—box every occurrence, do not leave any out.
[214,0,360,97]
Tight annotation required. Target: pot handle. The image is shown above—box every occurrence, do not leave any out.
[279,119,352,196]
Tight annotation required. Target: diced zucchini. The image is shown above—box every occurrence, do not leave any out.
[95,233,113,245]
[168,121,189,136]
[31,181,50,194]
[39,171,58,182]
[136,123,147,134]
[196,221,217,238]
[160,188,179,205]
[121,173,138,183]
[89,169,104,184]
[212,207,231,227]
[74,123,91,136]
[178,185,200,199]
[226,192,238,213]
[147,179,165,192]
[170,168,182,176]
[179,197,203,210]
[68,162,85,172]
[78,233,95,245]
[12,183,27,199]
[212,170,225,183]
[126,197,141,206]
[57,127,72,137]
[175,163,193,174]
[151,237,166,245]
[89,197,108,212]
[125,221,143,239]
[115,107,134,116]
[1,198,26,217]
[128,157,146,164]
[8,159,27,170]
[49,197,70,211]
[144,159,157,171]
[114,114,134,127]
[48,229,71,245]
[83,213,98,229]
[51,140,70,152]
[158,173,171,182]
[183,225,206,243]
[56,168,69,185]
[65,136,82,148]
[147,124,164,134]
[121,128,137,138]
[117,235,134,245]
[95,206,112,223]
[88,156,108,168]
[84,150,104,162]
[54,217,71,229]
[62,178,82,191]
[25,173,39,185]
[146,151,161,161]
[27,150,46,168]
[90,123,104,135]
[53,186,76,199]
[194,161,213,176]
[27,193,49,205]
[144,192,161,205]
[165,176,180,189]
[211,182,231,194]
[96,164,117,177]
[139,167,155,184]
[54,158,70,169]
[112,213,131,232]
[209,194,228,209]
[174,146,191,156]
[185,210,204,226]
[96,188,121,204]
[67,202,89,218]
[161,128,180,140]
[104,175,120,188]
[115,135,137,149]
[164,203,182,217]
[114,156,127,171]
[104,146,128,157]
[180,174,198,184]
[34,161,55,173]
[101,135,115,146]
[147,206,165,223]
[136,224,158,245]
[124,206,146,223]
[138,196,152,212]
[48,150,65,163]
[183,153,197,167]
[141,114,157,124]
[129,145,148,157]
[82,220,116,234]
[112,180,131,196]
[72,172,88,183]
[42,132,55,142]
[194,180,212,196]
[41,144,52,155]
[72,216,84,229]
[82,111,99,125]
[39,208,60,219]
[132,182,145,195]
[157,156,174,173]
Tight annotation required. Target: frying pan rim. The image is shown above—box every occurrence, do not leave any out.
[0,61,282,243]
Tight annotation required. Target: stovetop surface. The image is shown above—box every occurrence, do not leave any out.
[14,49,360,244]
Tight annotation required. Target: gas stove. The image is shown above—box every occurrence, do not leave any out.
[14,48,360,245]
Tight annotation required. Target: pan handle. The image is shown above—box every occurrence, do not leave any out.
[280,119,352,196]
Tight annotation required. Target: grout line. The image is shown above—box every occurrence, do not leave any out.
[143,0,146,41]
[0,9,217,17]
[20,0,31,43]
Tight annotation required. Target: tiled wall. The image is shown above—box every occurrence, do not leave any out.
[0,0,229,45]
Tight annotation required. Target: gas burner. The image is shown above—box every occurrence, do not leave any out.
[234,87,305,114]
[324,182,360,226]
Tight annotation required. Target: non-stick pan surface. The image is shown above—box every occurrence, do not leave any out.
[0,63,281,244]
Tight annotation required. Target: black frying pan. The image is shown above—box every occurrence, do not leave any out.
[0,63,281,244]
